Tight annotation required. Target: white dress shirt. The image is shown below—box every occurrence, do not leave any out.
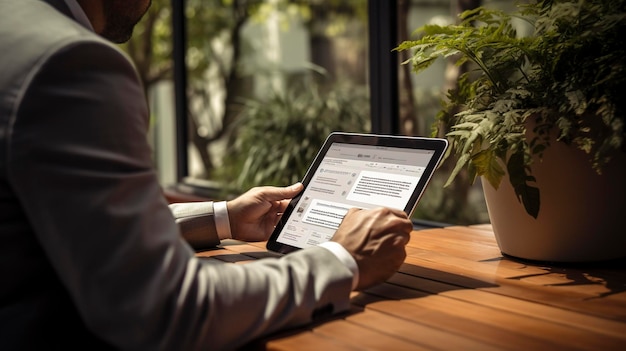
[213,201,359,289]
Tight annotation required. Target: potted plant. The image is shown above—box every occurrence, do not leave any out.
[396,0,626,262]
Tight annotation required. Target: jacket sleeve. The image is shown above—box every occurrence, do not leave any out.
[9,37,353,350]
[169,202,221,249]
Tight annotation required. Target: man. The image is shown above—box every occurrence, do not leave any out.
[0,0,412,349]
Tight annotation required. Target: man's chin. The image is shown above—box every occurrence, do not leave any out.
[102,28,134,44]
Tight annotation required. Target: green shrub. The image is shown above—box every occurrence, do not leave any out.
[216,81,370,195]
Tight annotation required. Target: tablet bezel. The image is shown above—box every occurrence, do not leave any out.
[265,132,448,254]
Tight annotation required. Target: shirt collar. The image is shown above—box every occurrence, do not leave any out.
[62,0,94,31]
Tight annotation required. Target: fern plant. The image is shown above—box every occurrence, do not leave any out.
[396,0,625,218]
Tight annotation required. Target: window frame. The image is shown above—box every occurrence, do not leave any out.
[171,0,189,183]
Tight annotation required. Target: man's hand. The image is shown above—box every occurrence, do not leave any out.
[227,183,304,242]
[332,207,413,290]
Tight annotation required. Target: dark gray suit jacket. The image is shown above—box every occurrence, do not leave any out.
[0,0,352,349]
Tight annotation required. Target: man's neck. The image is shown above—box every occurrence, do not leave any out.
[74,0,102,33]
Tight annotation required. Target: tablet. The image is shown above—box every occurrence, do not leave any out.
[266,132,448,254]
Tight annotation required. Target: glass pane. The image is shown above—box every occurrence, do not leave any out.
[124,0,497,225]
[398,0,490,225]
[183,0,370,196]
[119,0,177,187]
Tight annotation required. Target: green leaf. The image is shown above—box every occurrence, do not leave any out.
[519,184,540,219]
[444,153,471,188]
[472,149,505,189]
[507,151,540,218]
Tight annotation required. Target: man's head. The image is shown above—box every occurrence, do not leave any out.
[77,0,152,43]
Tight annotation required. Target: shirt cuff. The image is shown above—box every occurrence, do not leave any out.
[318,241,359,290]
[213,201,232,240]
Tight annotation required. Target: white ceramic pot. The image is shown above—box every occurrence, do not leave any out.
[482,139,626,263]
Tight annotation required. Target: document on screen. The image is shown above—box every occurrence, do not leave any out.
[274,142,432,249]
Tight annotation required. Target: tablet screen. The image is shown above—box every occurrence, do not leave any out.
[266,133,447,254]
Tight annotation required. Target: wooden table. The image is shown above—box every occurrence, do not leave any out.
[196,224,626,350]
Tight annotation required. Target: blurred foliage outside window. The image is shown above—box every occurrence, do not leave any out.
[120,0,499,225]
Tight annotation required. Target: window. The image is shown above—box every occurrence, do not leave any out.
[173,0,371,200]
[128,0,498,225]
